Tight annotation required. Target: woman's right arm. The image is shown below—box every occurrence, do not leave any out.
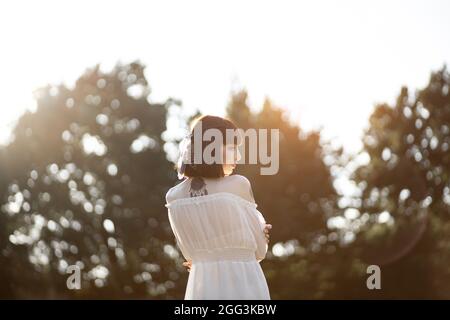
[250,208,269,262]
[234,175,270,262]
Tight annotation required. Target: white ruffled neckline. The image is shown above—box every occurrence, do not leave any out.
[165,192,258,209]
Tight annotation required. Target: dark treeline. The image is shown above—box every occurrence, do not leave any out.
[0,62,448,299]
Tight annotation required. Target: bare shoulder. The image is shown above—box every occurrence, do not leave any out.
[226,174,251,187]
[226,174,255,203]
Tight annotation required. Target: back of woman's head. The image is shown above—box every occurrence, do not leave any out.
[177,115,240,179]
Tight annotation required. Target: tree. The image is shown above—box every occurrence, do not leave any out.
[227,90,341,298]
[228,91,337,243]
[0,61,188,299]
[350,66,450,298]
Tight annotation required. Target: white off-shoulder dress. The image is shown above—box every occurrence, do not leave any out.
[165,192,271,300]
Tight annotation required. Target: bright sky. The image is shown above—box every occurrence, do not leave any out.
[1,0,449,154]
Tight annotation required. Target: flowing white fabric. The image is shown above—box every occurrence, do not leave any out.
[165,192,271,300]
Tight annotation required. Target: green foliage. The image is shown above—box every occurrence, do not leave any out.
[227,91,337,243]
[350,66,450,298]
[0,63,448,299]
[0,62,185,299]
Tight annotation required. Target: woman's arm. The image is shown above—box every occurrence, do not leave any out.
[235,175,271,262]
[252,209,269,262]
[264,224,272,243]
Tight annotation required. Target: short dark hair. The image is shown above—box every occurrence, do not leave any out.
[179,115,240,178]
